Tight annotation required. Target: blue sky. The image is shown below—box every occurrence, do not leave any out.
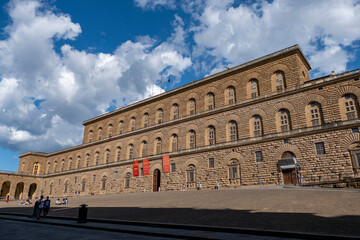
[0,0,360,171]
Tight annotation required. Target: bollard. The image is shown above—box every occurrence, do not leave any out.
[77,204,88,223]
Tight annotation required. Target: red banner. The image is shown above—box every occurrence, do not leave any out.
[143,159,149,176]
[133,160,139,177]
[162,155,170,173]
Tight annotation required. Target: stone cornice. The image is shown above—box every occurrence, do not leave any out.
[34,118,360,178]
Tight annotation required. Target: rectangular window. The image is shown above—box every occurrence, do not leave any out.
[114,171,118,179]
[209,158,214,168]
[171,163,176,172]
[229,166,238,179]
[74,177,77,184]
[93,175,96,181]
[140,168,143,176]
[255,151,263,162]
[352,128,360,133]
[315,142,326,155]
[125,178,130,188]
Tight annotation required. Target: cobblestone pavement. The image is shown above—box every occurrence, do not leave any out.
[1,186,359,237]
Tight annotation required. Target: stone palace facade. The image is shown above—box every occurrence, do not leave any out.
[1,45,360,200]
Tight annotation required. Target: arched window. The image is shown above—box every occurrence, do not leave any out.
[68,158,73,171]
[32,162,40,175]
[89,130,93,142]
[105,149,110,164]
[143,113,149,127]
[207,93,215,110]
[189,99,196,115]
[61,160,65,172]
[141,141,147,157]
[171,134,178,152]
[81,179,86,192]
[272,71,286,91]
[46,162,51,174]
[108,124,113,137]
[101,176,107,190]
[117,147,121,162]
[229,159,239,180]
[128,144,134,160]
[49,183,53,195]
[307,102,323,126]
[343,94,359,120]
[172,104,179,119]
[77,156,81,169]
[125,172,131,189]
[189,130,196,148]
[229,121,238,141]
[156,138,162,154]
[208,126,216,145]
[95,152,100,166]
[252,115,263,137]
[157,109,163,124]
[21,162,25,173]
[227,86,235,104]
[64,181,68,193]
[187,164,196,183]
[86,154,90,167]
[279,109,291,132]
[349,143,360,169]
[98,127,102,140]
[249,79,259,98]
[131,117,136,131]
[119,121,124,134]
[54,161,58,173]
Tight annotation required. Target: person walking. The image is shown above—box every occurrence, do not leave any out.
[36,196,44,220]
[5,194,9,203]
[43,196,51,218]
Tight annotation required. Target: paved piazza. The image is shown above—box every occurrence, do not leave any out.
[1,187,359,237]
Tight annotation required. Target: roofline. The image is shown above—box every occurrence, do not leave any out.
[83,45,310,125]
[19,152,48,158]
[22,67,360,158]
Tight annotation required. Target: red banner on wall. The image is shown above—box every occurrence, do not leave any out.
[143,159,149,176]
[133,160,139,177]
[162,155,170,173]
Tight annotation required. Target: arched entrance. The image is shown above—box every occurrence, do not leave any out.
[28,183,37,199]
[153,169,161,192]
[14,182,24,199]
[0,181,11,198]
[279,151,297,185]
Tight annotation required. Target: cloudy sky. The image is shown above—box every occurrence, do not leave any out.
[0,0,359,171]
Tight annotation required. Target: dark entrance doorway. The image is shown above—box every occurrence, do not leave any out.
[28,183,37,199]
[280,151,297,185]
[153,169,160,192]
[282,169,297,184]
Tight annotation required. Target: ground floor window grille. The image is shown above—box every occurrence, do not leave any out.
[187,165,196,183]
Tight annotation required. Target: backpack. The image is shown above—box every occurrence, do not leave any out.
[44,200,50,208]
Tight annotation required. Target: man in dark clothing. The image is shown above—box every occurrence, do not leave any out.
[43,196,51,218]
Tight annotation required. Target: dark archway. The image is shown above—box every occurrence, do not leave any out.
[280,151,297,185]
[1,181,11,198]
[153,169,161,192]
[28,183,37,199]
[14,182,24,199]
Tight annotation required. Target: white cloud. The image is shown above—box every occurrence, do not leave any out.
[189,0,360,76]
[134,0,176,10]
[0,0,191,154]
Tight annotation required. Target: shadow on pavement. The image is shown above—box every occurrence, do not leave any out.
[1,206,359,237]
